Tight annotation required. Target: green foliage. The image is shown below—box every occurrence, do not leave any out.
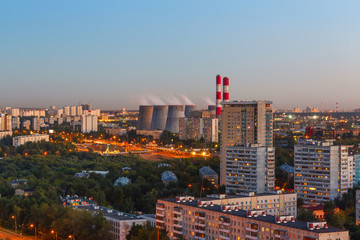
[127,222,169,240]
[296,208,316,222]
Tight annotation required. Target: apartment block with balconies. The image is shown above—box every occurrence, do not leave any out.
[294,139,352,205]
[156,196,349,240]
[225,144,275,194]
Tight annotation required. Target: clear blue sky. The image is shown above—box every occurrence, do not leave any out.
[1,1,359,110]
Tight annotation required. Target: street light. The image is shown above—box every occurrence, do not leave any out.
[51,230,58,240]
[30,224,37,240]
[11,215,16,233]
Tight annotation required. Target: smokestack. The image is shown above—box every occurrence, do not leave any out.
[223,77,229,102]
[216,75,222,117]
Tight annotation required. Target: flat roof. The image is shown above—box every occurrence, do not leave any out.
[222,100,273,105]
[76,205,146,222]
[160,198,347,234]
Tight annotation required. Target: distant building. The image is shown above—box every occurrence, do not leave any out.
[15,189,35,197]
[179,110,218,142]
[70,106,77,116]
[13,134,49,147]
[158,163,172,168]
[114,177,131,187]
[121,167,131,173]
[105,127,126,136]
[32,117,40,131]
[63,106,70,116]
[199,166,218,185]
[81,115,98,133]
[74,170,109,178]
[0,131,12,139]
[76,205,151,240]
[161,171,178,185]
[356,189,360,225]
[355,155,360,186]
[10,179,29,188]
[136,129,163,140]
[61,196,96,207]
[0,114,12,131]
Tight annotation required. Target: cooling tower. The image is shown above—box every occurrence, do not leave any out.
[208,105,216,111]
[150,105,169,130]
[184,105,196,117]
[137,105,154,130]
[165,105,185,133]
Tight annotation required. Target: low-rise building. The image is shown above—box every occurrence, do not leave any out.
[114,177,131,187]
[12,134,49,147]
[0,131,12,139]
[61,196,96,207]
[156,196,349,240]
[199,166,218,185]
[76,205,150,240]
[161,171,178,185]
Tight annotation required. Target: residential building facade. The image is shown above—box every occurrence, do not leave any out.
[294,139,352,205]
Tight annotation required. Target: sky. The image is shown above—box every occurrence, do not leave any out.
[0,1,359,110]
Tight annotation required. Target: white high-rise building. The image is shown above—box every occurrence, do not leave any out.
[70,106,77,116]
[220,101,274,194]
[81,115,98,133]
[76,105,83,116]
[63,106,70,116]
[0,114,12,131]
[294,139,352,205]
[220,101,273,186]
[225,144,275,194]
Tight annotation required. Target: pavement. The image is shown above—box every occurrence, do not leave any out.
[0,227,34,240]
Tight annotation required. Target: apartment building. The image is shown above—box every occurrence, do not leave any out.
[225,144,275,194]
[179,110,219,142]
[192,193,297,217]
[81,115,98,133]
[12,134,49,147]
[220,100,273,186]
[294,139,352,205]
[76,205,155,240]
[156,196,349,240]
[356,189,360,225]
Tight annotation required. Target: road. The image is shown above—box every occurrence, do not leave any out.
[0,227,34,240]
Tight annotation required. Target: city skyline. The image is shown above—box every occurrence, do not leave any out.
[1,1,359,110]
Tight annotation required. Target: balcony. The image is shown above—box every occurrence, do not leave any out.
[219,228,231,234]
[156,218,165,224]
[245,235,258,240]
[195,221,206,227]
[218,234,230,240]
[173,228,183,235]
[156,204,165,211]
[156,212,165,217]
[246,227,259,233]
[173,215,183,221]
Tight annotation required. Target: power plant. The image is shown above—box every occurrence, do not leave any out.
[137,104,197,133]
[165,105,185,133]
[216,74,230,117]
[150,105,169,131]
[137,74,229,133]
[184,105,196,117]
[136,105,153,130]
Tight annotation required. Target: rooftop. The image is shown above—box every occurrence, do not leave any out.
[199,166,218,176]
[76,205,147,222]
[222,100,272,106]
[160,198,347,234]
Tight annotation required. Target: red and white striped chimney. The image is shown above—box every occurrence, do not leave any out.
[216,75,222,117]
[223,77,229,102]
